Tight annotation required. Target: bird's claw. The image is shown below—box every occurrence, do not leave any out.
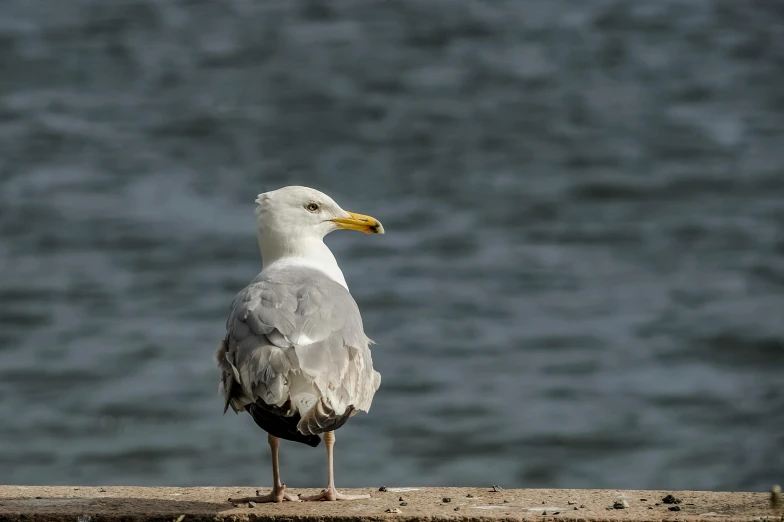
[229,485,301,503]
[299,487,370,501]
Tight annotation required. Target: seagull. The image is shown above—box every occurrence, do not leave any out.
[216,186,383,502]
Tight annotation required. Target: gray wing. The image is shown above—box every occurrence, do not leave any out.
[215,268,381,435]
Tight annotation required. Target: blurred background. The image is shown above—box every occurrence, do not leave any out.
[1,0,783,492]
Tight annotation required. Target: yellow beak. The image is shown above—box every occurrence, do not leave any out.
[331,211,385,234]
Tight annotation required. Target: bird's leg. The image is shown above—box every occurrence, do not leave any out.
[229,434,300,503]
[299,431,370,501]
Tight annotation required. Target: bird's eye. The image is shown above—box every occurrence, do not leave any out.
[306,202,320,212]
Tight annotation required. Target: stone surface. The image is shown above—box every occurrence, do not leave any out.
[0,486,777,522]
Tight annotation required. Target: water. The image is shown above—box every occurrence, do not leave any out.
[0,0,782,492]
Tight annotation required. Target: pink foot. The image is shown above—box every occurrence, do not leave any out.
[299,486,370,501]
[229,486,301,503]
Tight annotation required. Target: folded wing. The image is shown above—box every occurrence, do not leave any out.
[216,268,381,438]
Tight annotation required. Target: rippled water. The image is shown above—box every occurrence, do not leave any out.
[1,0,782,491]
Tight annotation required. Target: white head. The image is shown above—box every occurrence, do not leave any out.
[254,186,384,286]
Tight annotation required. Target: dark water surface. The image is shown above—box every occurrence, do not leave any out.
[1,0,783,491]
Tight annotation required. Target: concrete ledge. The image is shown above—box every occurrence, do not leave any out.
[0,486,777,522]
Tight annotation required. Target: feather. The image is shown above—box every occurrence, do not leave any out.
[216,266,380,445]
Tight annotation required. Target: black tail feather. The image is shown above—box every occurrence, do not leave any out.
[245,400,356,447]
[245,402,321,447]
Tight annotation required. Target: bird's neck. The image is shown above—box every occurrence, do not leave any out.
[257,230,348,289]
